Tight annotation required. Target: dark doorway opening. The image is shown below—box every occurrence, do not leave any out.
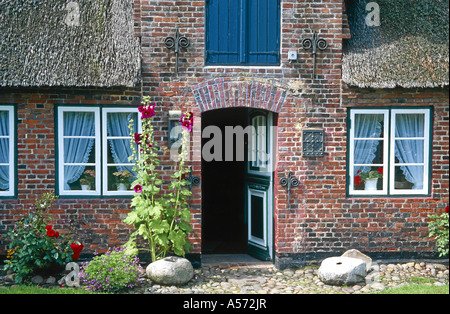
[201,108,249,254]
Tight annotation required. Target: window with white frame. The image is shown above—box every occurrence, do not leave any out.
[57,106,141,196]
[0,106,15,197]
[348,108,431,196]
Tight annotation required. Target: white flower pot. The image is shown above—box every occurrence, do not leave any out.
[81,185,90,191]
[117,183,128,191]
[364,179,378,191]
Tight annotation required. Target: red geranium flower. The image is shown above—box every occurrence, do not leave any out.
[70,242,84,260]
[377,167,383,174]
[354,175,362,186]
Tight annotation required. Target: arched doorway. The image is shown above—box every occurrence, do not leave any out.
[201,107,276,260]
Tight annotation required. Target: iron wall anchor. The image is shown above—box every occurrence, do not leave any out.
[302,30,328,80]
[279,171,299,208]
[164,28,190,73]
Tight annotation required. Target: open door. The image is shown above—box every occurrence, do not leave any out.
[245,110,274,261]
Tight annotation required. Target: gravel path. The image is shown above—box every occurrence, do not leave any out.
[137,261,448,294]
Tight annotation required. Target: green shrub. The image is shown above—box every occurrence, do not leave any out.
[79,247,145,292]
[428,205,449,257]
[3,192,81,283]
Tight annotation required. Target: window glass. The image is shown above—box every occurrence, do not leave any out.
[0,107,14,196]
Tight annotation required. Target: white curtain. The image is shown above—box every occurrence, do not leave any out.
[0,111,9,190]
[106,112,136,175]
[354,114,383,173]
[63,112,95,190]
[394,114,424,189]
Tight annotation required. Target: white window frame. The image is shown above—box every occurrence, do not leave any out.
[348,108,431,196]
[102,108,141,196]
[58,106,141,197]
[0,106,15,197]
[390,109,430,196]
[348,109,389,196]
[58,107,101,196]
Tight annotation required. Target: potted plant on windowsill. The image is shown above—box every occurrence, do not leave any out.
[113,170,133,191]
[355,168,383,191]
[79,170,95,190]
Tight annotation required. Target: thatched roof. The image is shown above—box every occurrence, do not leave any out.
[0,0,140,87]
[343,0,449,88]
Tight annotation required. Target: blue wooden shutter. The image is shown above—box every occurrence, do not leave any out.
[247,0,280,65]
[206,0,240,64]
[206,0,280,65]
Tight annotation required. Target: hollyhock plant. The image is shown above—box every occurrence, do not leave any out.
[124,96,193,262]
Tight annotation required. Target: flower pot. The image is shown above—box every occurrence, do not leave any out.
[364,179,378,191]
[81,185,90,191]
[117,183,128,191]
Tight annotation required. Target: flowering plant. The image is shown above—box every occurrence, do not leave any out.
[79,246,144,292]
[354,167,383,186]
[113,170,134,188]
[3,192,82,283]
[124,96,193,262]
[79,169,95,187]
[428,205,449,257]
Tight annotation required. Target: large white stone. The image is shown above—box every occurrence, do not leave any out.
[318,256,367,286]
[146,256,194,286]
[341,249,372,272]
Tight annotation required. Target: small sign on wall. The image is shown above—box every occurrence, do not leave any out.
[302,129,324,157]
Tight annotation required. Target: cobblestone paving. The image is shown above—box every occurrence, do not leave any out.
[136,261,449,294]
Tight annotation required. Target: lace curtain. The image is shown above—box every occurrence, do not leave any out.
[0,111,9,190]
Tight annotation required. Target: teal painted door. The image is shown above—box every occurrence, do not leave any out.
[245,111,274,261]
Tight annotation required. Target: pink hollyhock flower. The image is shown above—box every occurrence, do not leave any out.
[134,133,141,145]
[138,103,156,119]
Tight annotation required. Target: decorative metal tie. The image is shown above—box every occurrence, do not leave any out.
[302,30,328,80]
[164,28,190,73]
[279,171,299,208]
[186,167,200,207]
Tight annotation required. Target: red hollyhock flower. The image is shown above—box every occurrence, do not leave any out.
[134,133,141,145]
[138,103,156,119]
[134,184,143,193]
[45,225,52,230]
[47,229,56,237]
[446,205,449,214]
[55,231,59,238]
[354,175,362,186]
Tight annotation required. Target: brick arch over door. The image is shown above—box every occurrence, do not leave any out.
[191,78,288,113]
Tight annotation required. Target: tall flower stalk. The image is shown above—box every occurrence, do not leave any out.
[124,97,193,262]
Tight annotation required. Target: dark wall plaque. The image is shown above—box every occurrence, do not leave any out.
[302,129,324,157]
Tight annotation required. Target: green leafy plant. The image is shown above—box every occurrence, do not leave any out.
[124,97,193,262]
[79,246,144,292]
[3,192,82,283]
[428,205,449,257]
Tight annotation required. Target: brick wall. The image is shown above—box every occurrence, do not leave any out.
[1,1,448,265]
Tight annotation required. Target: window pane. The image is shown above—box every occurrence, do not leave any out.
[353,166,383,191]
[354,139,383,165]
[64,139,95,164]
[394,140,424,164]
[0,138,9,163]
[0,165,9,191]
[394,165,424,190]
[354,114,384,138]
[107,112,137,137]
[63,112,95,136]
[64,165,96,191]
[108,165,136,191]
[395,114,424,137]
[0,111,9,136]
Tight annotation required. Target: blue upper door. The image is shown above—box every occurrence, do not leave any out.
[206,0,280,66]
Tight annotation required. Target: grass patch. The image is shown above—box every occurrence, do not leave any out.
[0,285,107,294]
[376,284,449,294]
